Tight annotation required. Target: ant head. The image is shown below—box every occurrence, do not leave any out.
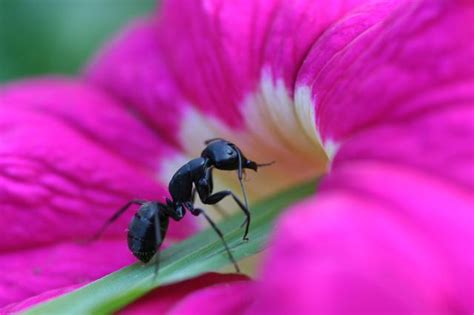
[244,160,258,171]
[202,139,241,170]
[202,138,274,172]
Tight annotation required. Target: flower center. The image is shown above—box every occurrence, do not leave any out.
[160,69,333,206]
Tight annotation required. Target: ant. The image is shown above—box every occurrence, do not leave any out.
[92,138,274,274]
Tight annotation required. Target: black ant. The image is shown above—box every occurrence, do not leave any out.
[92,138,274,274]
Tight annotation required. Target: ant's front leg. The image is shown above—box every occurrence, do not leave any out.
[152,203,163,279]
[234,148,249,213]
[194,168,228,218]
[188,205,240,273]
[202,190,250,241]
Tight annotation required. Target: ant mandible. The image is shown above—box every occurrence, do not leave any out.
[93,138,274,273]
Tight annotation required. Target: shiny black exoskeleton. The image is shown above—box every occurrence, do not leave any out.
[93,138,273,274]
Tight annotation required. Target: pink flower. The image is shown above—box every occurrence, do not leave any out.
[1,0,473,314]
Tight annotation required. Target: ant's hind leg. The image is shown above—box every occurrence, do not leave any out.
[191,187,197,204]
[152,204,163,280]
[203,190,250,241]
[191,207,240,273]
[91,199,146,241]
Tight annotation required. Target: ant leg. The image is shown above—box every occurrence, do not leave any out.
[235,150,250,219]
[191,187,197,204]
[191,207,240,273]
[194,168,229,219]
[91,199,146,241]
[152,204,162,280]
[193,186,228,218]
[207,168,229,218]
[203,190,250,241]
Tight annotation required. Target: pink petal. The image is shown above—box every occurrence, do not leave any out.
[250,0,474,313]
[169,281,252,315]
[250,168,473,314]
[0,81,194,306]
[297,0,474,149]
[120,273,249,315]
[87,0,368,136]
[0,241,130,310]
[86,0,373,199]
[0,284,81,314]
[0,78,177,171]
[86,21,187,146]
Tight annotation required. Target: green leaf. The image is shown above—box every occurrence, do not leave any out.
[23,180,316,315]
[0,0,155,82]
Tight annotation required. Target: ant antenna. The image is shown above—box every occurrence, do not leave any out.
[204,138,225,145]
[257,161,276,168]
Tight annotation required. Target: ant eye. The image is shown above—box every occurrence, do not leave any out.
[227,149,233,156]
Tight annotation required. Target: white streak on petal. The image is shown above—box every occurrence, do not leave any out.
[324,139,340,162]
[294,85,322,146]
[158,153,188,188]
[295,84,340,160]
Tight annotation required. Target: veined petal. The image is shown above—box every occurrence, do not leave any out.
[120,273,249,315]
[0,284,81,314]
[0,80,195,306]
[87,0,378,206]
[296,0,474,151]
[169,281,252,315]
[0,240,131,307]
[0,78,177,172]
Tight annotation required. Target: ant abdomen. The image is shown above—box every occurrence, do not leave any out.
[127,203,169,263]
